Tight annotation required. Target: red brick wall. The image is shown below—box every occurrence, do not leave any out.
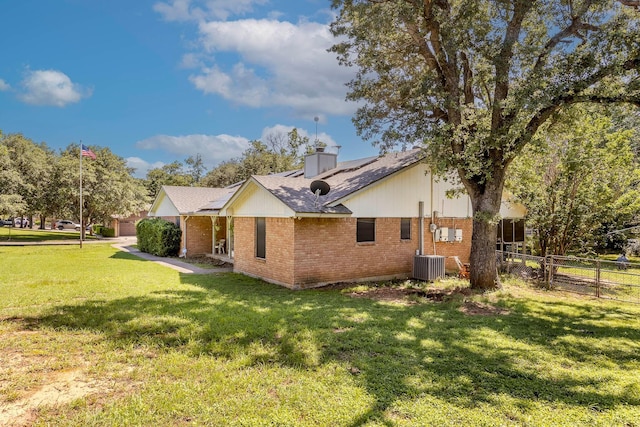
[233,217,296,286]
[233,216,473,288]
[185,216,213,255]
[426,218,473,271]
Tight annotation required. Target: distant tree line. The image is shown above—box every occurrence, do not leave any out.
[0,131,149,229]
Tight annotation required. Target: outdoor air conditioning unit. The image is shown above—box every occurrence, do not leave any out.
[413,255,445,281]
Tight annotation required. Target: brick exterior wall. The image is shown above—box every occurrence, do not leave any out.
[234,217,295,286]
[233,216,473,289]
[427,217,474,271]
[184,216,213,255]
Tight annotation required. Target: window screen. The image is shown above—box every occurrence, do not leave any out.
[256,217,266,258]
[400,218,411,240]
[357,218,375,242]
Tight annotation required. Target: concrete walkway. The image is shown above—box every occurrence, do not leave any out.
[112,242,233,274]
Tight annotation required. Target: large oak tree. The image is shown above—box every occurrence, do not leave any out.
[330,0,640,289]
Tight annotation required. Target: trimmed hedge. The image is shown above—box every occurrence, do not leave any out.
[136,218,182,257]
[93,225,115,237]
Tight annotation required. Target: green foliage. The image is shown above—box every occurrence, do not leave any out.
[0,133,51,219]
[100,227,115,238]
[0,133,149,230]
[185,153,207,183]
[56,144,150,228]
[508,108,640,256]
[136,217,181,257]
[144,161,195,198]
[329,0,640,288]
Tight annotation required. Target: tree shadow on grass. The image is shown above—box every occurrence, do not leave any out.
[12,273,640,425]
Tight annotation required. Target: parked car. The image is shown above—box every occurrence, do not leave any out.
[14,218,29,227]
[54,220,81,231]
[1,219,12,227]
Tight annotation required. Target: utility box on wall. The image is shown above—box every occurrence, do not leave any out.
[437,227,449,242]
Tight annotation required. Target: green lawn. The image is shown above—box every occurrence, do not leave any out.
[1,244,639,426]
[0,227,98,242]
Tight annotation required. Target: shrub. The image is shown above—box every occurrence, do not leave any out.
[136,218,181,257]
[101,227,116,238]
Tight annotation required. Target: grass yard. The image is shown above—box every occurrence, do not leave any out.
[1,244,640,426]
[0,227,97,242]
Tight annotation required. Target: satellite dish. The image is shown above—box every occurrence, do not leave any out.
[310,180,330,196]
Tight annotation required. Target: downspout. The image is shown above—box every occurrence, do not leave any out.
[183,215,190,253]
[419,201,424,255]
[431,174,437,255]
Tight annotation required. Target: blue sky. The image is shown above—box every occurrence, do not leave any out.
[0,0,376,177]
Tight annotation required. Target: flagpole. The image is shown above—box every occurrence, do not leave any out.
[79,140,83,249]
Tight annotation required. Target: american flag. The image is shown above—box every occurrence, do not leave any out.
[81,144,96,159]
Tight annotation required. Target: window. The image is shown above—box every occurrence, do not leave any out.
[400,218,411,240]
[256,217,266,259]
[357,218,375,243]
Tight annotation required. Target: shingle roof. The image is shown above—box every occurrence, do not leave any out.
[161,186,235,214]
[251,148,424,214]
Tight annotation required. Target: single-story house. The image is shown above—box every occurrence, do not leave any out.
[109,210,148,237]
[147,186,236,256]
[148,148,525,289]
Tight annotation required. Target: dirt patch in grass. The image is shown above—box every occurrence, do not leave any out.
[326,282,509,315]
[0,326,139,427]
[177,255,233,269]
[336,283,471,303]
[0,366,108,427]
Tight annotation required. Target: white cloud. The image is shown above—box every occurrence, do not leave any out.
[19,69,91,107]
[135,133,250,168]
[0,79,10,91]
[188,18,356,116]
[126,157,166,178]
[154,0,267,22]
[180,52,204,69]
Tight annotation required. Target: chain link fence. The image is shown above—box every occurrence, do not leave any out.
[496,251,640,304]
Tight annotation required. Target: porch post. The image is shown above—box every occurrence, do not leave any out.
[211,216,216,255]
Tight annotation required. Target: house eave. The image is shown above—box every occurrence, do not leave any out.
[291,212,352,218]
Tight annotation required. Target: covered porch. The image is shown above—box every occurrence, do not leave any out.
[180,214,234,260]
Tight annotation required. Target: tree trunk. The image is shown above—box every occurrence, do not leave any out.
[468,186,503,290]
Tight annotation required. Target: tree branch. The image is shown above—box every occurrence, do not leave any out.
[532,0,598,76]
[461,52,474,104]
[619,0,640,9]
[492,1,534,130]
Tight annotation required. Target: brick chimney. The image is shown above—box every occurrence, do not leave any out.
[304,148,337,178]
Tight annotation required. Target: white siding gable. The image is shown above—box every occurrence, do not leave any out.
[227,181,296,218]
[149,192,179,217]
[342,164,472,218]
